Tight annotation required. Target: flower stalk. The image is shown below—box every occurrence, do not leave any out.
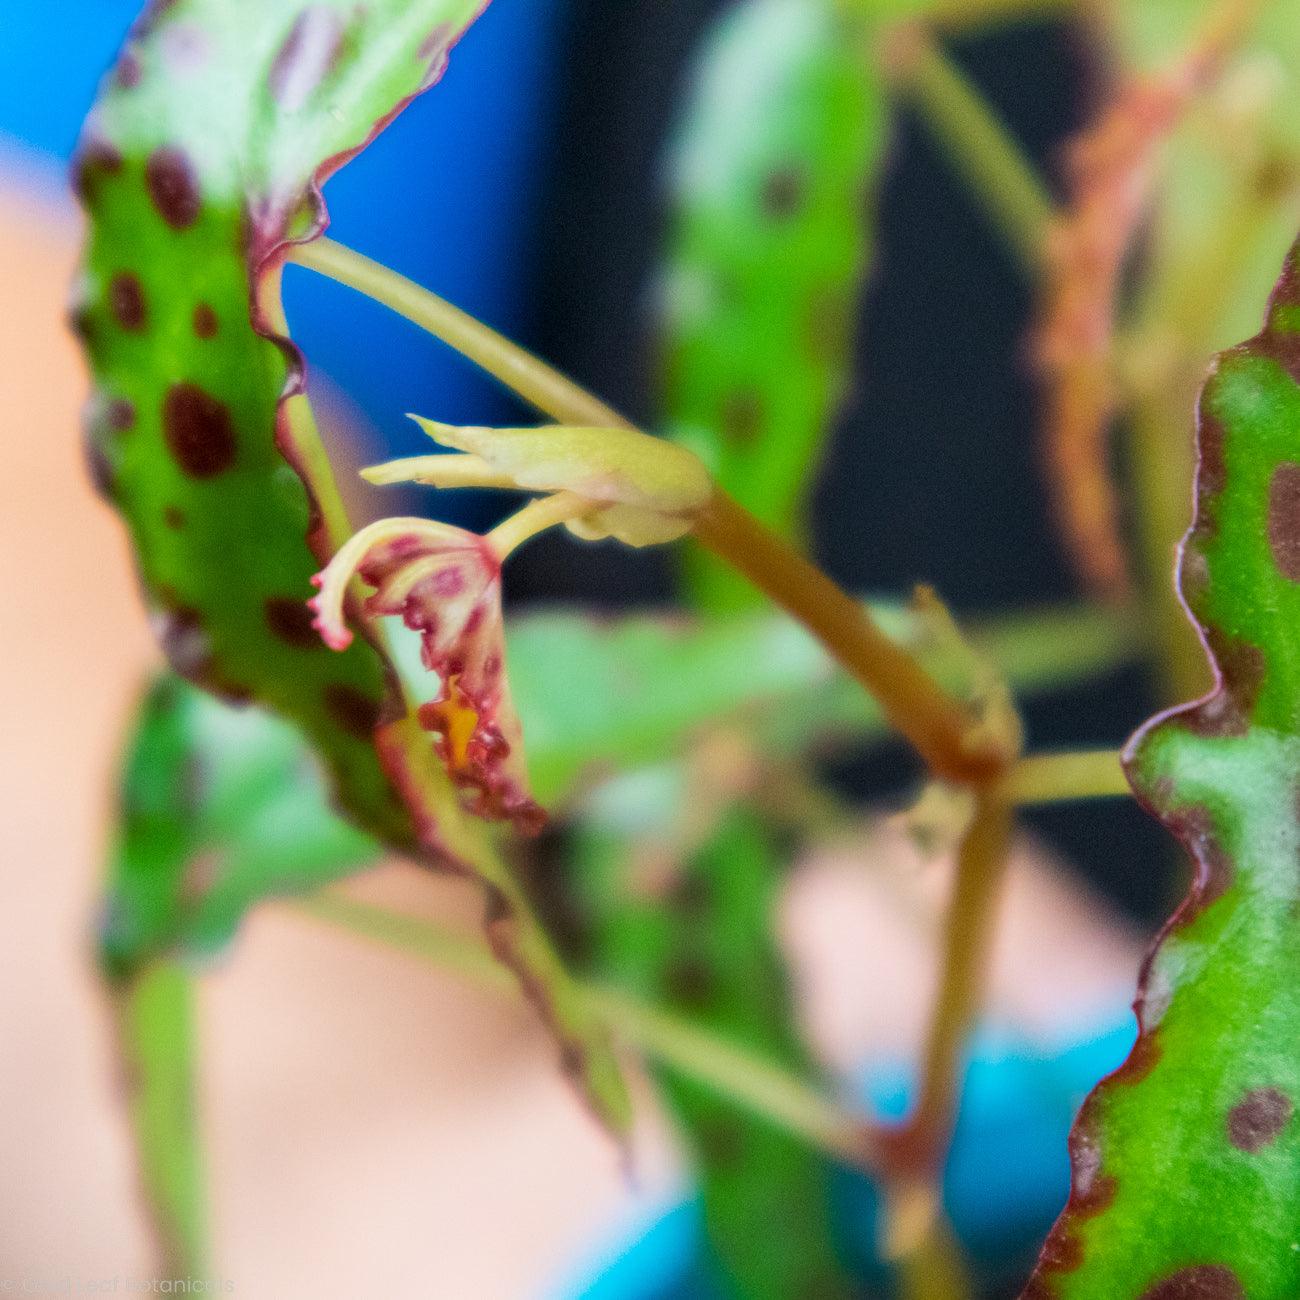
[290,238,1009,787]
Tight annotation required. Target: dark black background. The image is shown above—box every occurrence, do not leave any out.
[514,4,1175,925]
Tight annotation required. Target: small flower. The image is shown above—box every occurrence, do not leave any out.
[310,517,543,835]
[364,417,713,546]
[311,418,713,833]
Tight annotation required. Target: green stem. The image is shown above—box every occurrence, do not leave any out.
[889,28,1056,278]
[291,238,1011,786]
[293,891,878,1171]
[888,1181,973,1300]
[1001,748,1130,804]
[487,490,593,558]
[289,239,628,429]
[112,961,207,1281]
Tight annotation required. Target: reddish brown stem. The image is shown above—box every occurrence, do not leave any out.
[693,490,1010,786]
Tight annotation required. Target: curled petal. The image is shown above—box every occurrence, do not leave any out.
[410,416,713,545]
[310,517,543,834]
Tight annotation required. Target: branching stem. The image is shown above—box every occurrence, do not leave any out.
[291,237,1037,1242]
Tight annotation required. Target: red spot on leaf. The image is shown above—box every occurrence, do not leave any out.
[115,50,143,89]
[145,146,201,229]
[162,382,236,478]
[83,430,115,499]
[760,165,805,218]
[264,596,322,649]
[108,272,146,331]
[133,0,180,37]
[163,505,186,531]
[72,141,123,207]
[153,603,209,679]
[1185,633,1263,737]
[1268,462,1300,581]
[69,303,98,347]
[323,683,382,740]
[149,601,250,704]
[1226,1087,1293,1152]
[107,398,136,432]
[270,7,344,110]
[1139,1265,1244,1300]
[192,303,218,339]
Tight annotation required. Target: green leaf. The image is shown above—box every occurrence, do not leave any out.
[74,0,488,842]
[1027,240,1300,1296]
[77,0,628,1132]
[572,806,855,1298]
[101,676,380,976]
[112,960,207,1280]
[659,0,890,609]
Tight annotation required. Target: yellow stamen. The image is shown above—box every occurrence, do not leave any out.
[443,679,479,768]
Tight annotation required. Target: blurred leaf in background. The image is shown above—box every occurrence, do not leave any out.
[100,676,380,978]
[660,0,889,609]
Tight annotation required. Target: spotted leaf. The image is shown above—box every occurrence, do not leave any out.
[1027,239,1300,1297]
[660,0,890,609]
[76,0,629,1132]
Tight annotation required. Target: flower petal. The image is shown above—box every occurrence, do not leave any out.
[310,518,543,834]
[412,417,713,521]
